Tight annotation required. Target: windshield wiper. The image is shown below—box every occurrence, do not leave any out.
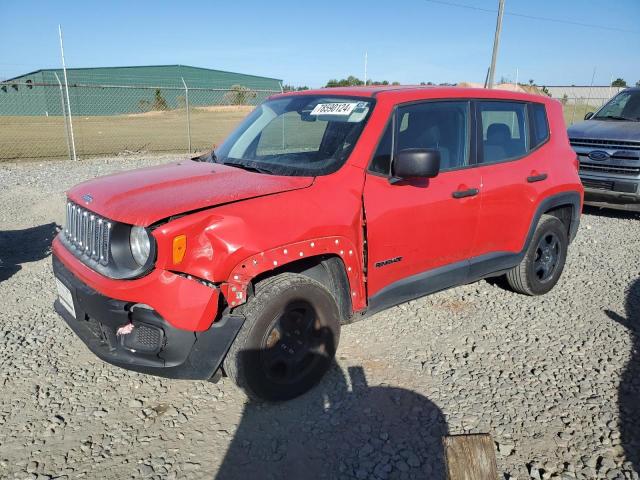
[191,149,218,162]
[223,161,275,175]
[597,115,638,122]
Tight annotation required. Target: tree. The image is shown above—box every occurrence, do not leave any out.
[282,84,309,92]
[345,75,364,86]
[528,79,535,86]
[325,76,364,87]
[325,76,400,88]
[636,80,640,87]
[152,89,168,110]
[139,89,168,112]
[366,79,390,85]
[612,78,627,87]
[224,85,257,105]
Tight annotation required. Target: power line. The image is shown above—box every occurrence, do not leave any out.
[424,0,640,35]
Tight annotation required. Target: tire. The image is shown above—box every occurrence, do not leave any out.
[223,272,341,401]
[505,214,568,296]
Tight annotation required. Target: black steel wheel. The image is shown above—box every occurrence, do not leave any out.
[261,300,334,385]
[505,214,568,295]
[532,231,561,283]
[224,273,340,401]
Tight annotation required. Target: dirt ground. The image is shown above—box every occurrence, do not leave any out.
[1,156,639,480]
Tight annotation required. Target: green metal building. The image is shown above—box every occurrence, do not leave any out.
[0,65,282,116]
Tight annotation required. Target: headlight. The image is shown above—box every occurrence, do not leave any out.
[130,226,151,266]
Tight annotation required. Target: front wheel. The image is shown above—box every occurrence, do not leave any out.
[223,272,341,401]
[505,214,568,295]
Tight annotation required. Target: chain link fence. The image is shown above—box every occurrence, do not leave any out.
[0,80,281,160]
[0,78,621,160]
[560,97,611,126]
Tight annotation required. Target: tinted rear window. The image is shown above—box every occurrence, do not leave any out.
[478,101,528,163]
[530,103,549,148]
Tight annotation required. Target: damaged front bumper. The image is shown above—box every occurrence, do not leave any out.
[52,253,244,380]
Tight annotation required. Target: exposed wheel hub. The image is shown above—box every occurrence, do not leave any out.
[261,301,325,384]
[534,232,561,282]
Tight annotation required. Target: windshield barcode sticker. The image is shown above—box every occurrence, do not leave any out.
[310,102,357,116]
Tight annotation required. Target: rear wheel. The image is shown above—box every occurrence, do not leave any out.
[505,214,568,295]
[223,272,340,401]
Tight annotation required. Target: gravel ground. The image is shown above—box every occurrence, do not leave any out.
[1,156,639,480]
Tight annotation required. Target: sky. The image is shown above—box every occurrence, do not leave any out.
[1,0,639,88]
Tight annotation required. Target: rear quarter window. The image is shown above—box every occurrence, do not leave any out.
[530,103,549,149]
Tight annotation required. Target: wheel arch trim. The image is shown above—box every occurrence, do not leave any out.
[527,191,582,249]
[220,236,365,312]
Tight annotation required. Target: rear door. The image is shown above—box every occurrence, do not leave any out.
[364,100,481,300]
[472,100,551,259]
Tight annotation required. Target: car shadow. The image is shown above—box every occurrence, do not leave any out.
[215,350,449,479]
[583,204,640,220]
[605,278,640,472]
[0,222,58,283]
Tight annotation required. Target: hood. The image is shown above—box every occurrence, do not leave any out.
[67,161,314,226]
[567,119,640,142]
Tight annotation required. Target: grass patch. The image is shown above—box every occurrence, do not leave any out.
[2,102,606,160]
[0,106,253,160]
[562,103,601,126]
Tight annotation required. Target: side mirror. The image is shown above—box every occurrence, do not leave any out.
[584,112,594,120]
[392,148,440,181]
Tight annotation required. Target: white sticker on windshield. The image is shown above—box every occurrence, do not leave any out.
[310,102,357,116]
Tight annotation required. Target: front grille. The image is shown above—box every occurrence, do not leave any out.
[581,178,614,191]
[579,162,640,176]
[570,138,640,151]
[64,200,111,265]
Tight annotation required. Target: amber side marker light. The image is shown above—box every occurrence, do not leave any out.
[173,235,187,264]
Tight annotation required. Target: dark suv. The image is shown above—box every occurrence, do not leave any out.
[568,88,640,206]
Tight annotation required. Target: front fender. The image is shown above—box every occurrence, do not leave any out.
[219,236,366,311]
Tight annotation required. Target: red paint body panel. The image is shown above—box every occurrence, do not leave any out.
[221,236,365,310]
[473,100,582,256]
[67,161,314,226]
[53,238,219,331]
[56,86,583,334]
[363,170,481,297]
[152,164,368,311]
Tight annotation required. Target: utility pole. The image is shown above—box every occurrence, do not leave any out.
[58,25,77,161]
[487,0,505,89]
[364,51,368,86]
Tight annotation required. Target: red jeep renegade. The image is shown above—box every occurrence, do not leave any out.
[53,86,583,400]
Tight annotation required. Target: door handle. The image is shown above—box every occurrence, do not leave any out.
[527,173,548,183]
[452,188,479,199]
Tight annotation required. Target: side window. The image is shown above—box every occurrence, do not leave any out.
[369,121,393,175]
[479,101,528,163]
[395,101,470,172]
[530,103,549,148]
